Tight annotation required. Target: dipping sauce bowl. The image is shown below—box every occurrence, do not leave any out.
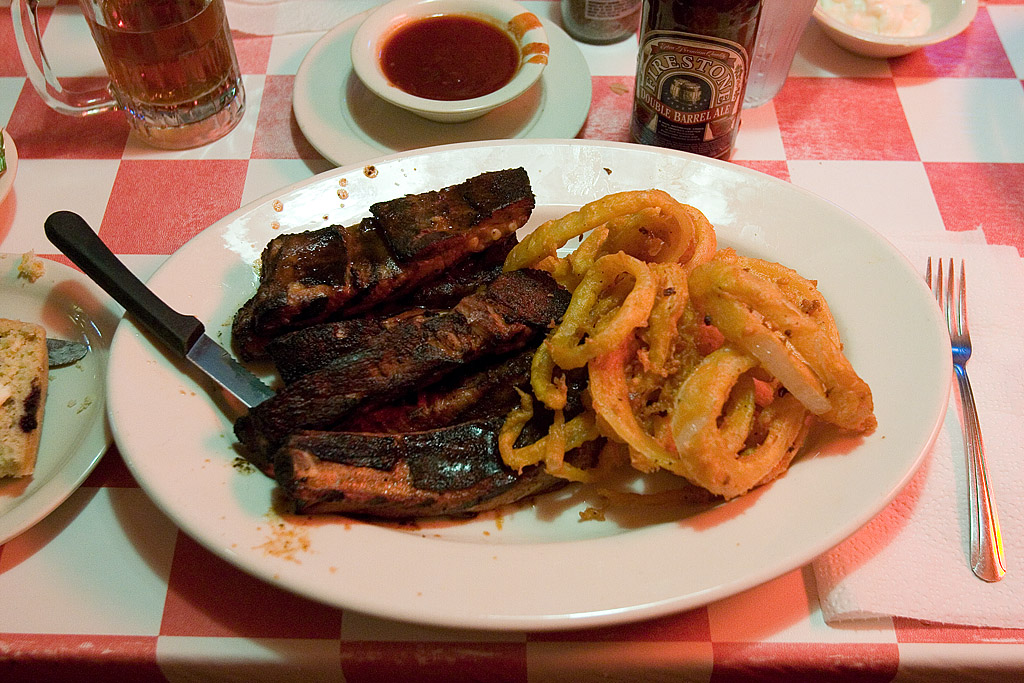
[351,0,549,123]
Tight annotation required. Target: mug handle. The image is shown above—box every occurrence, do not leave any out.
[11,0,119,116]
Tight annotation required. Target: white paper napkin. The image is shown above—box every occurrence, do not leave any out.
[225,0,379,35]
[813,233,1024,628]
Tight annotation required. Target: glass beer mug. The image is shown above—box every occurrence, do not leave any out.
[11,0,246,149]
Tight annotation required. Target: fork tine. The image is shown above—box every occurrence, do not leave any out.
[958,259,968,339]
[926,256,942,323]
[946,257,955,336]
[936,258,947,324]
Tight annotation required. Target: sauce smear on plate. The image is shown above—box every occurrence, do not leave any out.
[379,15,519,101]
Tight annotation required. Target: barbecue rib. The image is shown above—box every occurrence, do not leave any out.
[272,354,593,517]
[402,231,518,309]
[234,269,571,470]
[232,169,534,360]
[266,309,413,385]
[342,349,534,434]
[275,420,601,517]
[230,168,604,519]
[265,233,519,384]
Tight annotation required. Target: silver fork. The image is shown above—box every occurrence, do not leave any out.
[927,258,1006,582]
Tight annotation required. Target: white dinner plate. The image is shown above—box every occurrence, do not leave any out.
[106,140,950,631]
[293,12,592,166]
[0,254,118,545]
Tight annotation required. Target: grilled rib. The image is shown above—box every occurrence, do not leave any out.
[265,233,519,384]
[232,169,534,360]
[234,269,571,469]
[272,353,594,517]
[275,420,601,518]
[371,168,532,261]
[343,349,534,434]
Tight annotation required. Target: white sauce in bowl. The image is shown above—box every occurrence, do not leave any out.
[819,0,932,37]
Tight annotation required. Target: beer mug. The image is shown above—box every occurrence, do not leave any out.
[11,0,246,149]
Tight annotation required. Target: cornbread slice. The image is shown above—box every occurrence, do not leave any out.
[0,319,48,478]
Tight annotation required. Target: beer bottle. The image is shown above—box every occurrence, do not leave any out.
[630,0,762,159]
[561,0,642,44]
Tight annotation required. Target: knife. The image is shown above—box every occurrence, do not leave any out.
[43,211,274,409]
[47,337,88,367]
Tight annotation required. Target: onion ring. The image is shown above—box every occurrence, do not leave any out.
[504,190,715,273]
[668,346,811,499]
[588,339,679,474]
[499,189,872,501]
[498,388,600,478]
[530,342,567,411]
[547,252,656,369]
[689,249,875,433]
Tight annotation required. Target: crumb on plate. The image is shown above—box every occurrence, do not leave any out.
[17,252,45,283]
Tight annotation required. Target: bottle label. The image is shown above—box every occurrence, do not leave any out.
[583,0,640,21]
[632,30,749,158]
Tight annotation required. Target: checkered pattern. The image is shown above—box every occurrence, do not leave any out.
[2,1,1023,680]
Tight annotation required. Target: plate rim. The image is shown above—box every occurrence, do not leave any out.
[105,139,952,630]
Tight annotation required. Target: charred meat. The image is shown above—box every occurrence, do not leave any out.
[276,420,600,518]
[232,169,534,360]
[234,269,571,469]
[265,233,519,384]
[271,355,594,517]
[231,168,600,519]
[277,425,599,518]
[371,168,532,261]
[266,309,414,385]
[343,348,534,434]
[402,231,518,309]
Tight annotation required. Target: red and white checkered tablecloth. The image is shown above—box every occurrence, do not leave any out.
[2,1,1024,680]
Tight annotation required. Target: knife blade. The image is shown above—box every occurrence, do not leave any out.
[47,337,88,367]
[43,210,274,409]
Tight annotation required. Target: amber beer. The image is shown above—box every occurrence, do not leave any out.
[630,0,762,159]
[83,0,244,148]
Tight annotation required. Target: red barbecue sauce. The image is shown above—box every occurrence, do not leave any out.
[379,15,520,101]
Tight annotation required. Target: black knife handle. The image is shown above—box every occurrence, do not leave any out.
[44,210,204,357]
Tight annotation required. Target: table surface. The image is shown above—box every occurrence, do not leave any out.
[2,1,1024,681]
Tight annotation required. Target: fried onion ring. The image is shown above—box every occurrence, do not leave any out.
[668,346,811,499]
[689,249,876,433]
[643,263,690,378]
[547,252,656,370]
[588,339,678,474]
[498,188,873,503]
[504,190,715,274]
[498,389,600,481]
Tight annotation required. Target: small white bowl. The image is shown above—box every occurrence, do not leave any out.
[351,0,549,124]
[813,0,978,59]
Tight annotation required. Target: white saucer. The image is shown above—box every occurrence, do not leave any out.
[293,12,592,166]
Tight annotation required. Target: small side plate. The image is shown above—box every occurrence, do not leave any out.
[0,254,119,545]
